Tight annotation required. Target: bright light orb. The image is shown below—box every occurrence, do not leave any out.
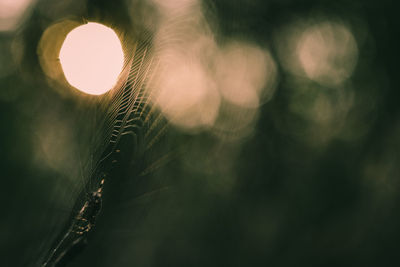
[59,22,124,95]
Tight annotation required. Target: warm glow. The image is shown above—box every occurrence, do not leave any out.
[59,22,124,95]
[154,51,220,130]
[214,42,276,108]
[275,20,358,87]
[297,22,358,86]
[0,0,34,31]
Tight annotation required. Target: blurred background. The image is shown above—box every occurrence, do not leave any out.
[1,0,399,266]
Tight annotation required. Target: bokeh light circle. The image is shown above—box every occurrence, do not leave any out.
[59,22,124,95]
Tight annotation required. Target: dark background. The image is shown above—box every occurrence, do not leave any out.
[1,0,399,266]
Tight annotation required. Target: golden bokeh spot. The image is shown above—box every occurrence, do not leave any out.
[59,22,124,95]
[38,20,125,96]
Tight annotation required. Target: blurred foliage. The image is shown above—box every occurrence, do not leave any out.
[1,0,399,266]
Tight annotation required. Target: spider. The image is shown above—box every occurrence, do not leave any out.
[42,178,105,267]
[71,178,104,235]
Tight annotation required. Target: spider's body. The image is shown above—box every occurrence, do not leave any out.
[42,178,105,267]
[72,179,104,235]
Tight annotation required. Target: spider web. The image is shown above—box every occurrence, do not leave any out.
[38,29,175,267]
